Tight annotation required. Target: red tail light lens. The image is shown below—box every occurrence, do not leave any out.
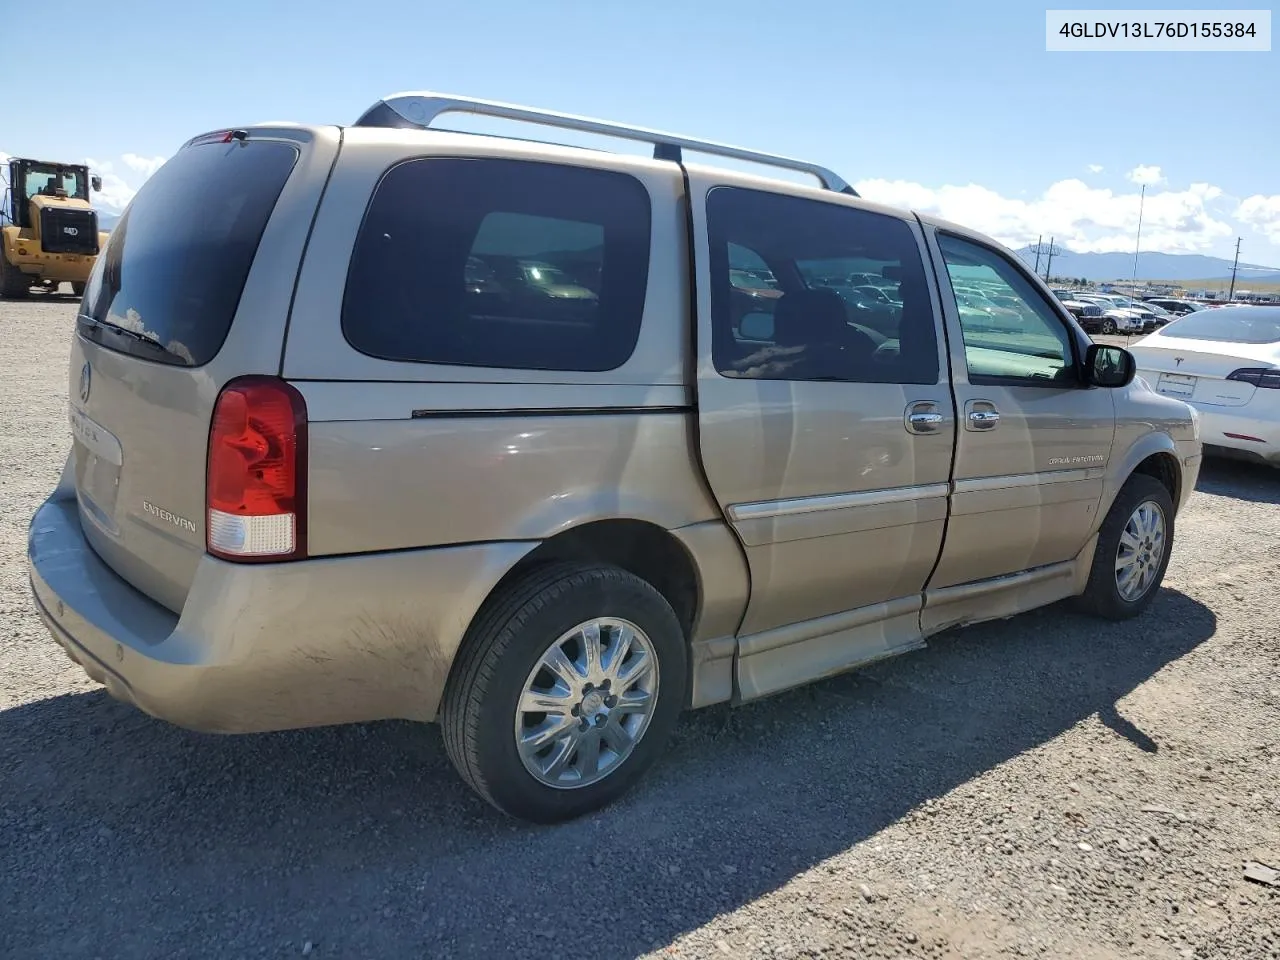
[206,376,307,561]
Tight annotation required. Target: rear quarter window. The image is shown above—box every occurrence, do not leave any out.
[342,157,652,372]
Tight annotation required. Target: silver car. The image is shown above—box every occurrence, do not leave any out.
[27,93,1203,823]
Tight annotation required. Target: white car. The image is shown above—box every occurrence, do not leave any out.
[1073,296,1146,334]
[1129,306,1280,467]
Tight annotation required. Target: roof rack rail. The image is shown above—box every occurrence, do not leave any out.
[353,92,857,196]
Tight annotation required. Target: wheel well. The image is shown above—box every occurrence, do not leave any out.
[498,520,700,640]
[1132,452,1181,510]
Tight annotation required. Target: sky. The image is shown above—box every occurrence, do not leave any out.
[4,0,1277,265]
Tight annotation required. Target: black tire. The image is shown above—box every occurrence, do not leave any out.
[71,282,86,298]
[1075,474,1175,620]
[440,562,688,824]
[0,258,30,299]
[1100,318,1117,335]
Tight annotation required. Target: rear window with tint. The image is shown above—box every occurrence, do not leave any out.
[342,158,652,372]
[1162,307,1280,344]
[81,139,299,366]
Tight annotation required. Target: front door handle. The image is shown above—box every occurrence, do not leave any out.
[904,401,945,435]
[964,399,1001,432]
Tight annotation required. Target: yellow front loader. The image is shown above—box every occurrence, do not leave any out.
[1,156,110,299]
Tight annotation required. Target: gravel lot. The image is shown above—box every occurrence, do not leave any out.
[2,298,1278,960]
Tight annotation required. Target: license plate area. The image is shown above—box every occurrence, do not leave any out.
[1156,372,1197,399]
[70,408,123,526]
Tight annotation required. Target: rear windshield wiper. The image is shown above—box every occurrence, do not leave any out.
[77,314,187,365]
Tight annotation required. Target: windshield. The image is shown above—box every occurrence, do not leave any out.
[1161,307,1280,344]
[22,165,87,201]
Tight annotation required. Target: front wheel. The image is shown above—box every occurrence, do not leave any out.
[440,562,687,823]
[1100,318,1117,335]
[1075,474,1175,620]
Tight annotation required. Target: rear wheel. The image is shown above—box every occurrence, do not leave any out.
[1076,473,1174,620]
[0,258,30,299]
[1100,317,1117,335]
[440,562,687,823]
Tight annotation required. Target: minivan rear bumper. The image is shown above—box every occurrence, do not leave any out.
[28,484,535,734]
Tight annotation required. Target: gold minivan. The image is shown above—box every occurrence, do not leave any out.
[27,93,1202,823]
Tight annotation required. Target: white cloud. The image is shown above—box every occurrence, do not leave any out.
[854,176,1233,254]
[1087,164,1104,174]
[1126,164,1166,186]
[1237,194,1280,244]
[122,153,167,178]
[81,156,140,211]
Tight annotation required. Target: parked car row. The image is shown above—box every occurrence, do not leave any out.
[1046,290,1248,336]
[1142,297,1207,316]
[1051,290,1161,335]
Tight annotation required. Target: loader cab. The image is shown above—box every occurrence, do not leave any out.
[4,158,99,229]
[2,157,104,261]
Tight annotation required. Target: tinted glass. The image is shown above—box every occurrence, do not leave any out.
[707,187,939,384]
[937,234,1076,384]
[1160,307,1280,344]
[342,158,651,372]
[24,165,87,200]
[80,140,299,366]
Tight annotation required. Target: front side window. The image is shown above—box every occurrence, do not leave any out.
[937,234,1076,385]
[343,158,652,372]
[707,187,939,385]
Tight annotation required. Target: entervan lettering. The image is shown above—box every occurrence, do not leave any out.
[141,500,198,533]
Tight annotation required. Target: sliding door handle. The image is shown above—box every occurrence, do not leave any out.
[905,401,946,435]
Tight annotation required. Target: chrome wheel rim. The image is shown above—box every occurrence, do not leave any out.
[1115,500,1167,602]
[515,618,659,789]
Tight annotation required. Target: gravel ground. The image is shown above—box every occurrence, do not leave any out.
[1,297,1278,960]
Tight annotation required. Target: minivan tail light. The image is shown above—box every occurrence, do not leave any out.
[1225,367,1280,389]
[206,376,307,561]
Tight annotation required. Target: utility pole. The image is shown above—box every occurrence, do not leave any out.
[1026,237,1065,283]
[1228,237,1242,301]
[1043,236,1060,283]
[1132,184,1146,292]
[1033,234,1043,274]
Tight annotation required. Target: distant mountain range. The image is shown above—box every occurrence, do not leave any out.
[1014,246,1279,283]
[96,210,120,231]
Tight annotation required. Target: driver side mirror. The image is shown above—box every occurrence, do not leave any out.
[90,175,103,192]
[1084,343,1136,388]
